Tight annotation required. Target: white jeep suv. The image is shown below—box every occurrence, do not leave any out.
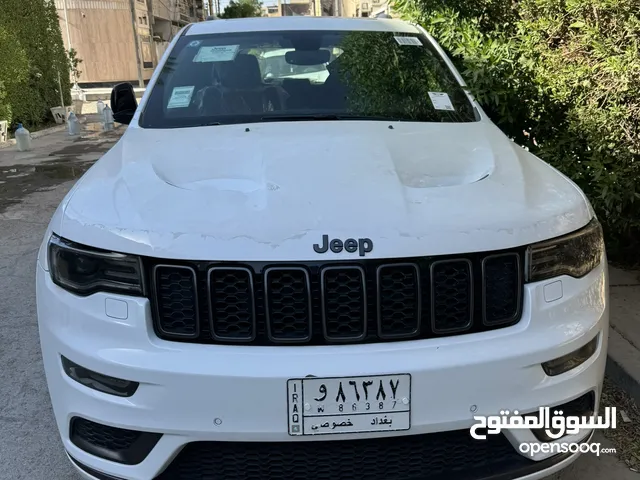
[36,16,608,480]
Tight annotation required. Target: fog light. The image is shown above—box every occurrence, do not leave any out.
[62,356,139,397]
[542,334,599,377]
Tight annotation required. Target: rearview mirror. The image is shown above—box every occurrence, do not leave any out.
[110,82,138,125]
[285,50,330,66]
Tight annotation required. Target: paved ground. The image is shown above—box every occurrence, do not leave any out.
[0,120,638,479]
[608,269,640,406]
[0,119,124,479]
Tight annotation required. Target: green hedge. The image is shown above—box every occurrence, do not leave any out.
[394,0,640,263]
[0,0,71,130]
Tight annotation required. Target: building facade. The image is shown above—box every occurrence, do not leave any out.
[261,0,322,17]
[259,0,391,18]
[56,0,203,86]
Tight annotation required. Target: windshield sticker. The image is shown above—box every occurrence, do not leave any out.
[187,40,202,48]
[394,36,423,46]
[428,92,455,111]
[167,86,195,109]
[193,45,240,63]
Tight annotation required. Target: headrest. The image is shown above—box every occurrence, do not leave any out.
[215,54,263,89]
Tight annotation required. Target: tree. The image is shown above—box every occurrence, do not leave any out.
[393,0,640,262]
[0,0,71,127]
[335,31,473,122]
[68,48,83,82]
[0,26,29,124]
[219,0,262,18]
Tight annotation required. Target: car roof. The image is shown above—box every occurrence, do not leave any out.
[186,16,421,36]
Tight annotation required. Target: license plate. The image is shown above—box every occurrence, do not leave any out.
[287,374,411,436]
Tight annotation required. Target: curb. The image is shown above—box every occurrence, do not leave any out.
[32,124,68,139]
[605,327,640,406]
[0,116,119,150]
[0,123,68,150]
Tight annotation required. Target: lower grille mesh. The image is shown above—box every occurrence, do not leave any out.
[155,431,534,480]
[72,418,140,451]
[70,417,162,465]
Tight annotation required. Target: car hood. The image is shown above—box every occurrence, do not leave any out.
[56,120,592,261]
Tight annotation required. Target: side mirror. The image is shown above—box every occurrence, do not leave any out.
[110,82,138,125]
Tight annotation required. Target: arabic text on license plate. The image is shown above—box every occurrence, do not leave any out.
[287,374,411,436]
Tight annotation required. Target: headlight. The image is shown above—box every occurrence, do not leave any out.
[527,218,604,283]
[48,234,144,296]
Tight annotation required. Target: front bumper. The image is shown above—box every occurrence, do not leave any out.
[37,260,609,480]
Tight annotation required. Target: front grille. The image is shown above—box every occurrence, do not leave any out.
[149,250,524,345]
[155,431,536,480]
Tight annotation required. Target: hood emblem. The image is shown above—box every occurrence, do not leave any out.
[313,235,373,257]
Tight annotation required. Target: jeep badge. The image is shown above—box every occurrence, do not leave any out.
[313,235,373,257]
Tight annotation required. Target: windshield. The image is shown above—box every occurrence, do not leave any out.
[139,30,478,128]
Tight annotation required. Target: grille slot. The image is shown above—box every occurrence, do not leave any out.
[482,253,521,326]
[153,265,199,338]
[321,266,367,341]
[431,260,473,334]
[208,267,256,341]
[377,264,420,339]
[265,267,312,343]
[149,250,523,345]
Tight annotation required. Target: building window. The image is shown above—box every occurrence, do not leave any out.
[142,37,154,70]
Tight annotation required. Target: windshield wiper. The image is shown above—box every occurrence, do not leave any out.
[260,114,400,122]
[190,121,222,127]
